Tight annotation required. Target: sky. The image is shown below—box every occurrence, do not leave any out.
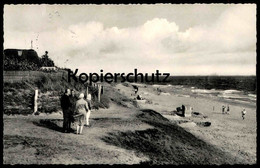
[4,4,256,75]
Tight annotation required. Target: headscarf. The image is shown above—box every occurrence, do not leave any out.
[79,93,84,99]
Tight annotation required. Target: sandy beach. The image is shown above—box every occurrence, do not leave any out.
[3,82,256,164]
[116,83,257,163]
[3,4,257,165]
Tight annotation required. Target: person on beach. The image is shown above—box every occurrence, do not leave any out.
[226,105,230,114]
[68,89,78,132]
[222,105,226,114]
[133,86,138,94]
[156,88,159,95]
[135,88,138,94]
[137,94,143,100]
[242,109,246,120]
[61,89,71,133]
[74,93,89,134]
[84,94,92,126]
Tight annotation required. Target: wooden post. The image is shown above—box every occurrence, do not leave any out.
[98,84,101,102]
[34,89,38,114]
[101,86,104,95]
[86,86,88,97]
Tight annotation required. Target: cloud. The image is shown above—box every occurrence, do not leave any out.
[4,5,256,75]
[164,5,256,53]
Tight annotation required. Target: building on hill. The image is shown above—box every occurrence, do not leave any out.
[4,49,57,71]
[4,48,40,66]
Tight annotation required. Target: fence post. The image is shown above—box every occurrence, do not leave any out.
[33,89,38,114]
[98,84,101,102]
[86,86,88,97]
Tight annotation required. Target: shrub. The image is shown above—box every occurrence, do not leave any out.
[100,95,110,108]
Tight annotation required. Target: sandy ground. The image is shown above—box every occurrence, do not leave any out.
[3,103,150,164]
[115,83,257,164]
[3,83,256,164]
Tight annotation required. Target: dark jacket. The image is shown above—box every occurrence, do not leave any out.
[61,94,71,110]
[69,95,78,113]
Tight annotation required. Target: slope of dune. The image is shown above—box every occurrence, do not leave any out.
[3,83,256,165]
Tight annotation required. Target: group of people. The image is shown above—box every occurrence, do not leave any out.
[222,105,230,114]
[221,105,247,120]
[60,89,92,135]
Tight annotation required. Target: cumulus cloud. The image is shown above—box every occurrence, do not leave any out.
[4,5,256,75]
[176,5,256,53]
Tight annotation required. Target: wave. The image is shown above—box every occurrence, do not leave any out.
[193,88,256,102]
[223,89,242,94]
[191,89,220,94]
[248,94,256,98]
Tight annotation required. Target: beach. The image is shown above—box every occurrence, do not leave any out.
[3,4,257,165]
[3,82,256,164]
[116,83,257,163]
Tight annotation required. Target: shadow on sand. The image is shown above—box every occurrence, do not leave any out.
[33,119,64,133]
[101,109,243,165]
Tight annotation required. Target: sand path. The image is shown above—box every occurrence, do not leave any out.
[3,103,150,164]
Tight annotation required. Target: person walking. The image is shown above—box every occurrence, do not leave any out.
[61,89,71,133]
[74,93,89,134]
[68,89,78,132]
[222,105,225,114]
[226,105,230,114]
[242,108,246,120]
[133,85,138,94]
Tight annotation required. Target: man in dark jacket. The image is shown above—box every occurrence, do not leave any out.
[61,89,71,133]
[68,89,78,132]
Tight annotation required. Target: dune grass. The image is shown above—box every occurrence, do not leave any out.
[3,71,112,114]
[102,109,243,165]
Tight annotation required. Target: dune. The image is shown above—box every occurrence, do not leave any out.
[115,83,257,164]
[3,82,256,164]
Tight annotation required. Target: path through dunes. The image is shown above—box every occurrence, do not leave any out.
[3,103,150,164]
[3,102,247,165]
[3,83,256,164]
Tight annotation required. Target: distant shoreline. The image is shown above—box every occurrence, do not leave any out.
[125,75,256,94]
[127,82,256,108]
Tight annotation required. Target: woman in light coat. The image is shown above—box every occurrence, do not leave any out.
[74,93,89,134]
